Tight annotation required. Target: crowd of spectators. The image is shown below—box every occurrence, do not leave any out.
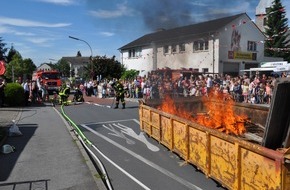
[1,70,288,107]
[79,71,289,106]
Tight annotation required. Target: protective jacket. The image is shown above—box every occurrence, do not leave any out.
[112,81,126,109]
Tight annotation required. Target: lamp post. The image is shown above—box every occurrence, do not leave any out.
[68,36,93,79]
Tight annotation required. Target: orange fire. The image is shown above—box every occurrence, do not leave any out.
[157,92,247,135]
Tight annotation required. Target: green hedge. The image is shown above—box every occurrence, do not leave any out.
[4,83,25,106]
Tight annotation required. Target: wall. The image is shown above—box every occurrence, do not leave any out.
[121,14,265,76]
[155,40,216,73]
[121,47,153,77]
[218,14,265,75]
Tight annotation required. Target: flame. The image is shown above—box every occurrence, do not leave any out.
[158,96,192,120]
[157,92,247,135]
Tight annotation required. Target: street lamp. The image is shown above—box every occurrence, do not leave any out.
[68,36,93,79]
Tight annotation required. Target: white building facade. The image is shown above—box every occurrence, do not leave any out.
[119,13,265,77]
[255,0,273,32]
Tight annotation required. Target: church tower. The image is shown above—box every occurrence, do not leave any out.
[255,0,273,32]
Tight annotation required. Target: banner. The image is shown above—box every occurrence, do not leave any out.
[228,51,257,60]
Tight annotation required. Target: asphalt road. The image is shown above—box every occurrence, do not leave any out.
[58,100,226,190]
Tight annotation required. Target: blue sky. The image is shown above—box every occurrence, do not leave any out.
[0,0,289,66]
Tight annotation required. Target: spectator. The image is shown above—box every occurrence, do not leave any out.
[23,79,30,106]
[31,80,39,103]
[87,80,93,96]
[39,82,48,102]
[233,81,242,102]
[189,84,197,96]
[242,81,249,103]
[257,83,266,104]
[206,75,213,92]
[93,80,98,97]
[265,82,273,104]
[102,81,107,98]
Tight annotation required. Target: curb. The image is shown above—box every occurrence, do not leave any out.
[53,107,107,190]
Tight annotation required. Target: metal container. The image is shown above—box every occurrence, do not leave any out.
[139,100,290,190]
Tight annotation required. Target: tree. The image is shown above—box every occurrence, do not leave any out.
[6,45,17,63]
[22,58,37,79]
[92,55,125,80]
[264,0,290,62]
[4,53,36,82]
[57,59,71,77]
[0,37,8,61]
[121,69,139,80]
[4,52,23,82]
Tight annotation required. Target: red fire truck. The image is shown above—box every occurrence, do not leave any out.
[32,70,62,94]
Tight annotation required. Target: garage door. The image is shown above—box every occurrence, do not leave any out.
[223,62,239,72]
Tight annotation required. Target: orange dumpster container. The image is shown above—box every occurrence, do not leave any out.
[139,101,290,190]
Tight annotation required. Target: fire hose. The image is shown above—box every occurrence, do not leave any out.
[60,105,113,190]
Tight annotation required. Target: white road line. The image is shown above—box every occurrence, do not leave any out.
[91,143,150,190]
[81,124,203,190]
[85,102,111,108]
[85,119,138,125]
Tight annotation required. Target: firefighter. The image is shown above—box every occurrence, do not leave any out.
[111,79,126,109]
[73,87,84,102]
[59,84,70,105]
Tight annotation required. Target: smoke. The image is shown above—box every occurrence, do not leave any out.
[135,0,256,31]
[136,0,193,30]
[85,0,257,32]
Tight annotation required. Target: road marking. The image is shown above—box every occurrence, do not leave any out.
[85,118,138,125]
[81,124,203,190]
[90,141,150,190]
[103,123,136,145]
[103,123,160,152]
[85,102,111,108]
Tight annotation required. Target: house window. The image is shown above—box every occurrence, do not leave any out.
[193,40,209,51]
[129,49,135,58]
[204,41,209,50]
[247,41,257,51]
[164,45,169,54]
[263,17,267,26]
[129,48,142,58]
[179,43,186,52]
[172,44,177,53]
[193,41,199,51]
[135,48,142,57]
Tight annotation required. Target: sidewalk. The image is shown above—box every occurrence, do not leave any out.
[0,104,106,190]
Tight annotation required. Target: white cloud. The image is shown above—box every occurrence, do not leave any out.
[0,26,35,36]
[100,32,115,37]
[89,2,134,18]
[0,16,71,27]
[189,1,208,7]
[32,0,78,5]
[26,37,51,44]
[0,26,11,34]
